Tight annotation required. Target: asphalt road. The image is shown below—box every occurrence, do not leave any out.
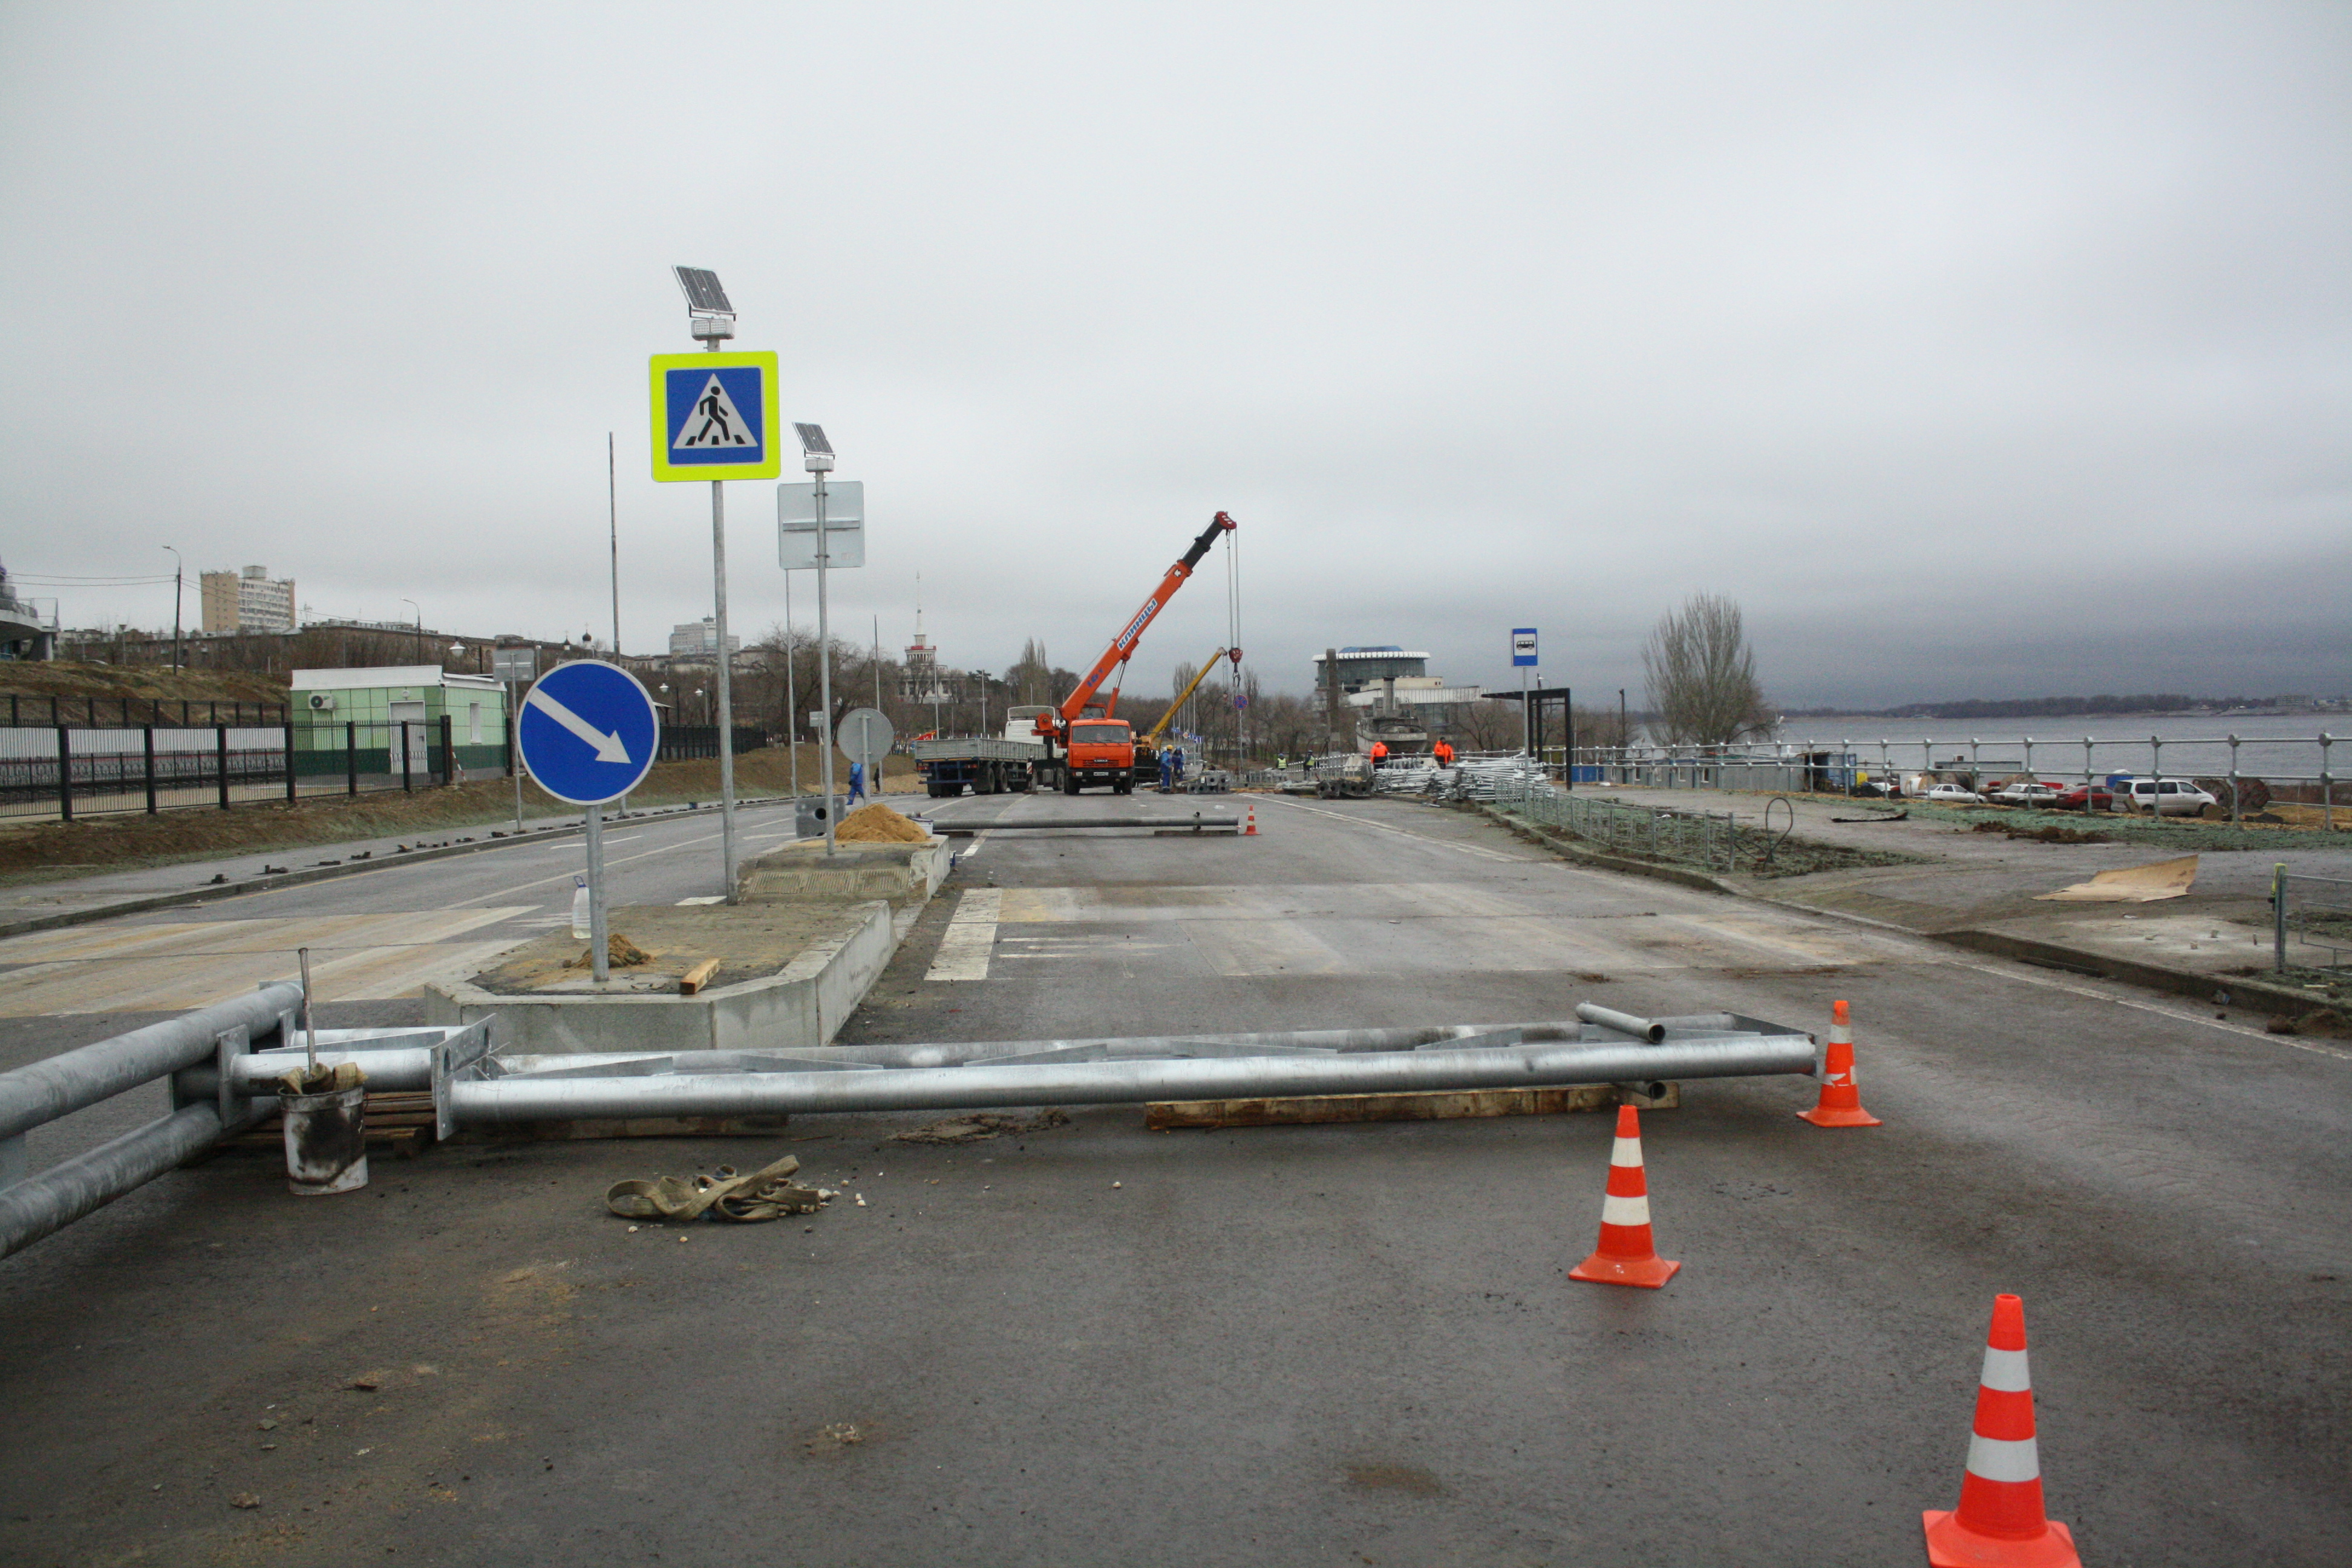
[0,791,2345,1566]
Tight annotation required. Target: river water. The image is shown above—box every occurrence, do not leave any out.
[1769,713,2347,785]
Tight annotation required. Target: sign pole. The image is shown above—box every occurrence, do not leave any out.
[815,469,837,857]
[784,570,799,800]
[584,799,609,983]
[509,693,524,834]
[1521,664,1530,756]
[711,474,740,898]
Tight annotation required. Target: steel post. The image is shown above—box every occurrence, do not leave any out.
[455,1033,1817,1123]
[584,801,610,983]
[2275,863,2288,973]
[815,470,837,857]
[711,476,740,900]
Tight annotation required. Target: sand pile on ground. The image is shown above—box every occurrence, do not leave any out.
[834,803,932,844]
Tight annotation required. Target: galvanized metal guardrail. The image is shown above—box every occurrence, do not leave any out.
[3,998,1814,1260]
[0,988,488,1261]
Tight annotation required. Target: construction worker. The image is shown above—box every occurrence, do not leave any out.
[1370,740,1388,766]
[1158,747,1175,792]
[1433,738,1455,766]
[847,759,867,805]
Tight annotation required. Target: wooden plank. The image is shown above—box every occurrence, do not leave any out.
[1145,1082,1679,1132]
[678,958,722,996]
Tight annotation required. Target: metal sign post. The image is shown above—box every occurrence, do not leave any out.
[514,661,660,984]
[653,268,780,903]
[1511,628,1538,755]
[492,646,537,834]
[789,425,846,855]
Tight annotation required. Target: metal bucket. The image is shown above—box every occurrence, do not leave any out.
[281,1084,369,1196]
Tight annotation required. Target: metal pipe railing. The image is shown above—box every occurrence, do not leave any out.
[0,1102,227,1260]
[0,984,300,1143]
[456,1031,1819,1123]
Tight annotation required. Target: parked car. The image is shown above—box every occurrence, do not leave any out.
[1990,780,2069,806]
[2053,784,2115,812]
[1924,783,1984,805]
[2112,777,2218,817]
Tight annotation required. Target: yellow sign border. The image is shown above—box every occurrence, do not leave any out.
[649,350,782,482]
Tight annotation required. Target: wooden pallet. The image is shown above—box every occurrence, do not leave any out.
[227,1090,437,1158]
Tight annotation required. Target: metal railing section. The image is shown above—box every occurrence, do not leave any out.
[1488,774,1743,873]
[0,991,488,1261]
[2274,865,2352,978]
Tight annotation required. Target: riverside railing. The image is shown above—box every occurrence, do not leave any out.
[1572,732,2347,831]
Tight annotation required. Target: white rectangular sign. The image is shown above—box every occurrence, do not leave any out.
[778,480,864,569]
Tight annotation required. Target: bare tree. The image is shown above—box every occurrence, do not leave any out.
[1641,592,1774,745]
[1452,698,1523,752]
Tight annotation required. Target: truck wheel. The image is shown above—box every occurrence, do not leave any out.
[1063,772,1080,795]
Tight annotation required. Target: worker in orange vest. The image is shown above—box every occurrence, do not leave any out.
[1432,739,1455,766]
[1370,740,1388,765]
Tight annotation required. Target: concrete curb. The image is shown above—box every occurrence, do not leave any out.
[0,795,794,942]
[1468,803,2341,1022]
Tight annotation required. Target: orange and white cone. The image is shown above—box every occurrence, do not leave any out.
[1799,999,1883,1127]
[1567,1105,1679,1289]
[1922,1294,2080,1567]
[1244,802,1258,835]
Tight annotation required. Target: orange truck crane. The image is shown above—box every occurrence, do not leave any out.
[1033,512,1236,795]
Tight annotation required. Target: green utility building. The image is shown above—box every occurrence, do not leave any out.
[289,667,508,783]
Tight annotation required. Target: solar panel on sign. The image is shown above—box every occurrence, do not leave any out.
[794,423,833,457]
[673,266,734,316]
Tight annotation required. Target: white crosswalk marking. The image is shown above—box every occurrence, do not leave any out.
[924,889,1002,982]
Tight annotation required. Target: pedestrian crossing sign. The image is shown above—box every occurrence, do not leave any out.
[648,350,781,481]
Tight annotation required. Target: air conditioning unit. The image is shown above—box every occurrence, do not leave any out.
[306,691,336,712]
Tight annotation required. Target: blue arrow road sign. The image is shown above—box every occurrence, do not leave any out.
[517,661,661,806]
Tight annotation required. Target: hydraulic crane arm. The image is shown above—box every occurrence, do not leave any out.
[1142,645,1240,746]
[1042,512,1236,740]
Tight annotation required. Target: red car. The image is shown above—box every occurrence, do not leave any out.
[2053,784,2114,812]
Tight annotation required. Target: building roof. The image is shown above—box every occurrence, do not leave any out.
[292,666,503,692]
[1312,648,1429,662]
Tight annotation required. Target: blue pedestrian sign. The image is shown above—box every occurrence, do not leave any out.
[648,350,782,481]
[517,661,661,805]
[1511,627,1538,667]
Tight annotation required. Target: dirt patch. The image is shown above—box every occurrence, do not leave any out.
[2265,1008,2351,1039]
[1971,822,2114,844]
[835,803,930,843]
[889,1110,1070,1145]
[468,903,867,996]
[1344,1462,1446,1497]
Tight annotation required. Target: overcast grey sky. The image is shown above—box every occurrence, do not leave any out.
[2,2,2345,710]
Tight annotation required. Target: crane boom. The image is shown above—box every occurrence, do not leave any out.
[1040,511,1236,743]
[1142,645,1239,746]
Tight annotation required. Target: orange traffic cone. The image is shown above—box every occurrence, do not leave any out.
[1922,1294,2080,1567]
[1244,803,1258,836]
[1567,1105,1679,1289]
[1799,999,1883,1127]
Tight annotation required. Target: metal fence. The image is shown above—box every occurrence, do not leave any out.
[1570,734,2348,831]
[1491,773,1742,873]
[1,718,492,822]
[2275,867,2352,977]
[2,694,289,728]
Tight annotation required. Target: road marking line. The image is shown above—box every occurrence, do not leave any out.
[926,889,1003,982]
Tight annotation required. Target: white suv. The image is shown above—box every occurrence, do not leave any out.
[2112,777,2216,817]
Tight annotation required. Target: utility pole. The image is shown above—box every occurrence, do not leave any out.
[403,599,422,664]
[607,432,621,659]
[162,546,183,670]
[1324,647,1345,753]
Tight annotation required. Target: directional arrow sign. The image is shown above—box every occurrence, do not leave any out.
[517,661,660,805]
[527,685,633,763]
